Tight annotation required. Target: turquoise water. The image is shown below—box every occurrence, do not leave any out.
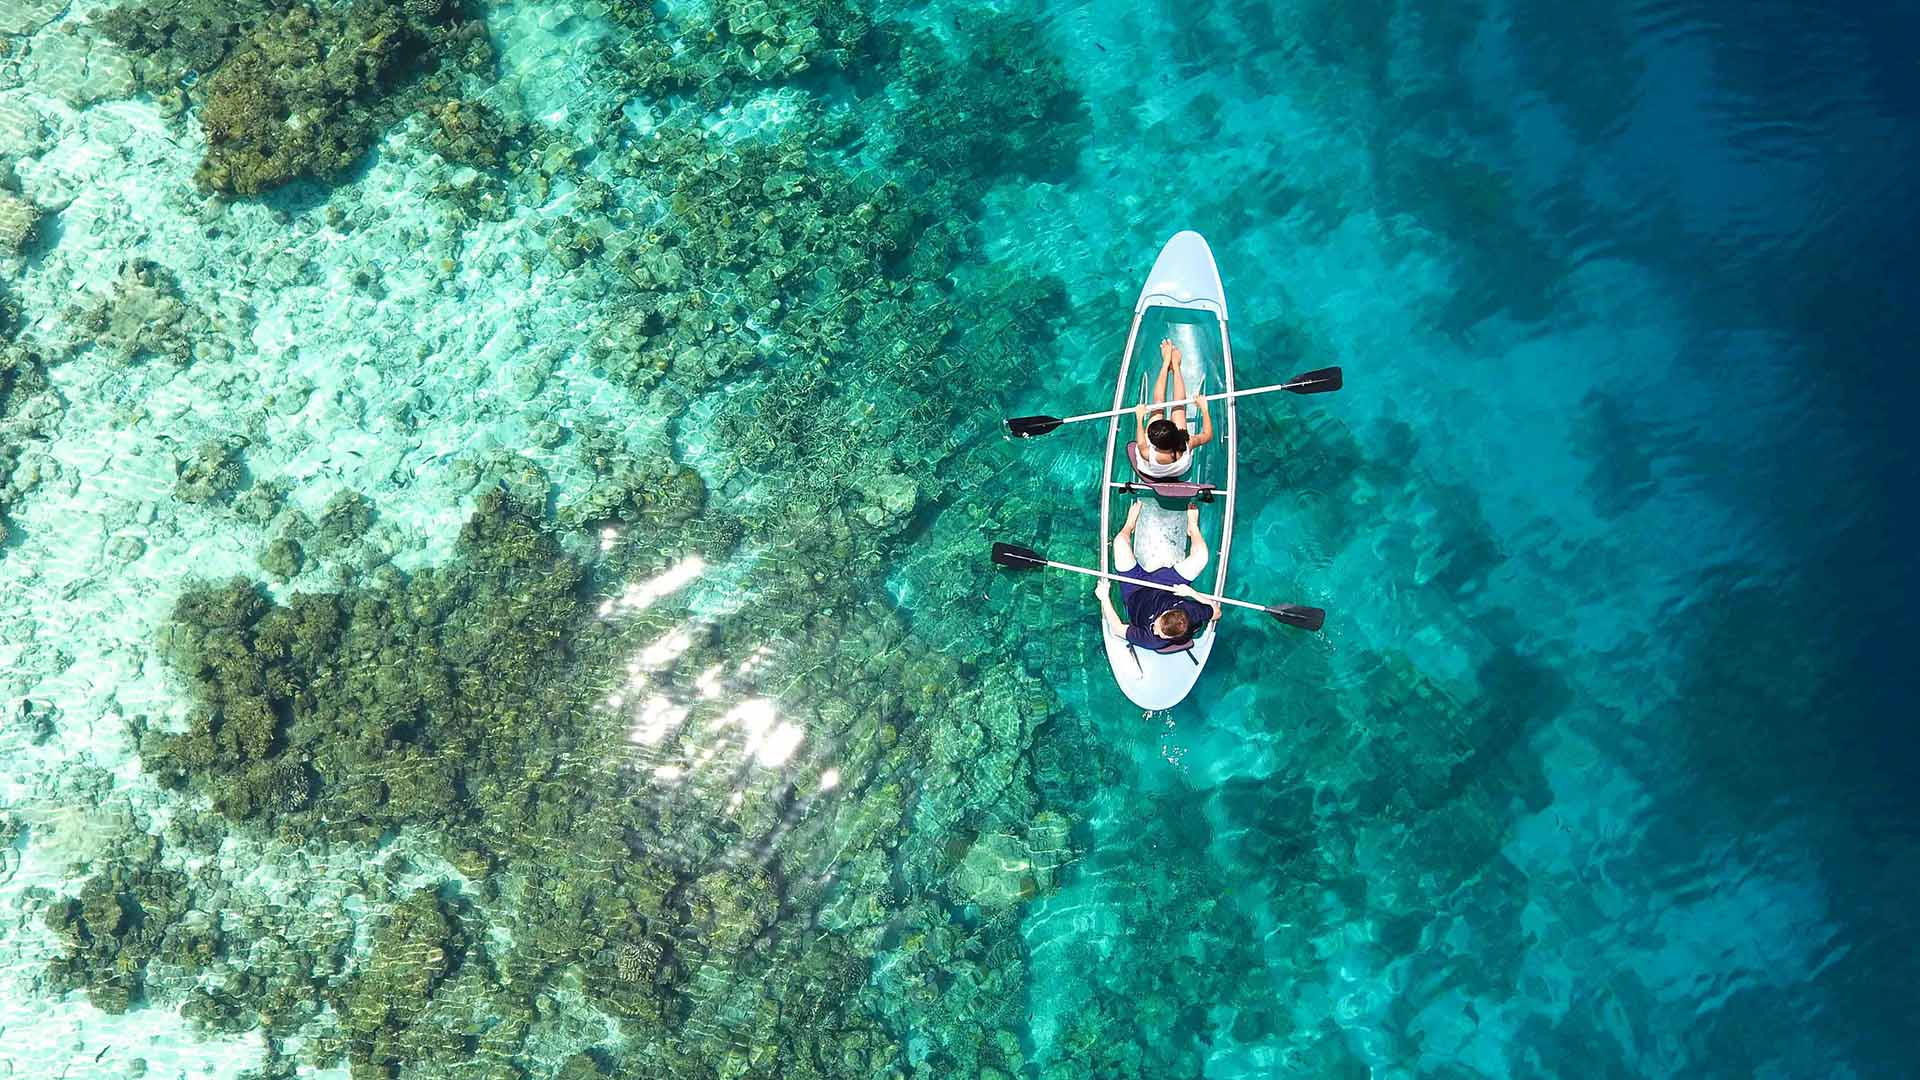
[2,0,1917,1077]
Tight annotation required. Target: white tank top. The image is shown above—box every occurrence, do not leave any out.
[1135,442,1192,479]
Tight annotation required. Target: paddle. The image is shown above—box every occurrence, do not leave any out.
[1006,366,1344,438]
[991,542,1326,632]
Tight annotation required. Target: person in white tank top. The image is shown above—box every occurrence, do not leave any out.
[1133,338,1215,478]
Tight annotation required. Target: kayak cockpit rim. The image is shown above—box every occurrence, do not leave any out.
[1135,293,1226,319]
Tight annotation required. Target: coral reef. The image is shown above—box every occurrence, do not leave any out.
[312,488,375,554]
[871,14,1089,200]
[234,477,291,525]
[428,166,513,223]
[97,0,495,194]
[0,463,13,551]
[603,0,870,103]
[143,490,597,840]
[423,95,524,170]
[0,311,55,556]
[558,433,710,534]
[340,889,468,1076]
[89,0,281,97]
[195,2,421,194]
[588,123,927,398]
[130,454,1078,1075]
[259,535,304,580]
[10,0,1876,1071]
[56,4,1115,1077]
[40,831,196,1015]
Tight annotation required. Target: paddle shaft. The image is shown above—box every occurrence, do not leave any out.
[1037,555,1269,614]
[1054,377,1317,427]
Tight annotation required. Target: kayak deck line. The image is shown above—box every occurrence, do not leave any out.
[1108,481,1228,499]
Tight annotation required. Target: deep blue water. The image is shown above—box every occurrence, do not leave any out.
[991,0,1920,1074]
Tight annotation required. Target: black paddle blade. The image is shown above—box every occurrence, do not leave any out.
[1268,604,1327,632]
[1006,415,1064,438]
[991,542,1046,570]
[1287,366,1343,394]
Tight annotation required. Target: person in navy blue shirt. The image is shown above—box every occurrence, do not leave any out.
[1094,502,1222,651]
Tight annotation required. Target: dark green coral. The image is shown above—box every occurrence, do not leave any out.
[340,889,465,1074]
[313,488,375,554]
[90,0,280,95]
[41,838,195,1015]
[260,535,305,580]
[144,490,605,845]
[195,2,419,193]
[97,0,495,195]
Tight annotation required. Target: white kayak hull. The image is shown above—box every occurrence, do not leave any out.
[1098,231,1239,711]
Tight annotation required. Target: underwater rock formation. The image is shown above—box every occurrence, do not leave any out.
[173,438,250,506]
[0,188,39,255]
[950,826,1053,912]
[57,258,236,368]
[0,305,55,556]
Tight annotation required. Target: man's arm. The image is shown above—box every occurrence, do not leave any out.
[1172,583,1223,629]
[1094,580,1129,639]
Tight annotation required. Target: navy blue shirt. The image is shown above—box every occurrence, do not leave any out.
[1119,565,1211,651]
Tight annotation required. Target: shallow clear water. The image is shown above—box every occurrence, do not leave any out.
[2,0,1916,1077]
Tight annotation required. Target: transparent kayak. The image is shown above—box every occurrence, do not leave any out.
[1098,231,1238,711]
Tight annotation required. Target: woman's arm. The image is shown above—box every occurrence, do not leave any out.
[1168,348,1188,429]
[1189,393,1214,449]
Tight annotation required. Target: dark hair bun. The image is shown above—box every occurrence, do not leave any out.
[1146,418,1190,452]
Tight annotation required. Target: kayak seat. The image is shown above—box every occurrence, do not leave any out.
[1123,443,1217,502]
[1128,637,1201,663]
